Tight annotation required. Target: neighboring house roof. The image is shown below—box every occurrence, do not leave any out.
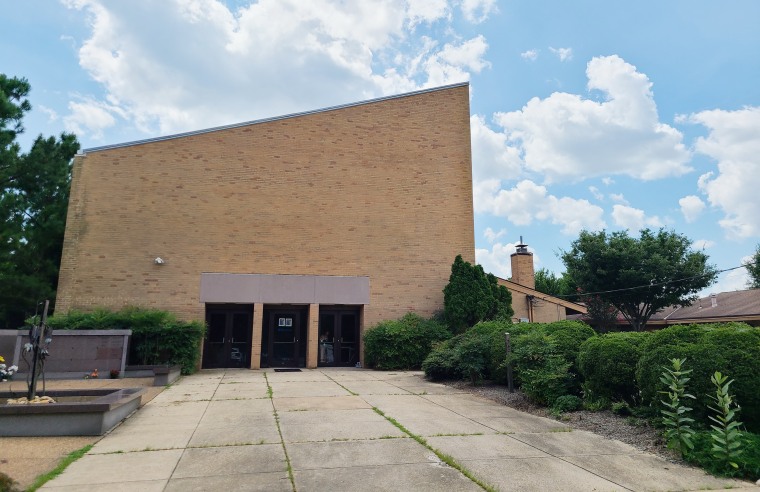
[646,289,760,326]
[571,289,760,328]
[496,277,588,316]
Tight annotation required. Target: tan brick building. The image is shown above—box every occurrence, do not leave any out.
[56,83,475,370]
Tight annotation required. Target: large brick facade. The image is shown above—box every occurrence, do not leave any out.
[56,83,475,369]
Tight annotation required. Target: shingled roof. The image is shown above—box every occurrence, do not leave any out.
[647,288,760,326]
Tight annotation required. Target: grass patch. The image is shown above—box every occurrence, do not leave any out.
[27,444,93,491]
[265,373,296,492]
[371,407,496,492]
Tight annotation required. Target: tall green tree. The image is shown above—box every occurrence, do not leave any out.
[744,245,760,289]
[0,74,79,328]
[534,268,573,297]
[443,255,513,333]
[561,229,717,331]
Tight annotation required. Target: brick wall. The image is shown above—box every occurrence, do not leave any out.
[56,84,475,328]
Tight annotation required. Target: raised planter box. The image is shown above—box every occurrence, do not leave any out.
[125,365,182,386]
[0,387,145,436]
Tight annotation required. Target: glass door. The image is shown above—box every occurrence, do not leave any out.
[318,308,360,367]
[269,311,300,367]
[203,306,253,368]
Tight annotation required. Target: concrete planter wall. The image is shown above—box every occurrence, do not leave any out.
[0,387,145,436]
[2,329,131,379]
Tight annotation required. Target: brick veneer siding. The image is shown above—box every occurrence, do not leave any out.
[56,84,475,328]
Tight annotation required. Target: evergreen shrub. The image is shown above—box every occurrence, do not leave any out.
[48,307,206,374]
[363,313,451,370]
[635,323,760,432]
[577,331,649,403]
[422,320,513,381]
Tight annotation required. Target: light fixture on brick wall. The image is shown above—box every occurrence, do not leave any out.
[154,257,165,265]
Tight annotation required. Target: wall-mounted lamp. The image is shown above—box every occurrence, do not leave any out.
[154,257,165,265]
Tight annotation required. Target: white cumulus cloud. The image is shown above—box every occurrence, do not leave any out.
[470,115,522,182]
[460,0,497,23]
[688,106,760,238]
[475,179,606,235]
[493,55,691,183]
[611,204,663,231]
[483,227,507,244]
[679,195,706,223]
[61,0,491,140]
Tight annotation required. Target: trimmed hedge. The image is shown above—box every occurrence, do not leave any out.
[423,320,515,382]
[423,319,595,403]
[577,332,650,403]
[635,323,760,432]
[363,313,451,370]
[48,307,206,375]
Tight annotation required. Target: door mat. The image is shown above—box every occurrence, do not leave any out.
[274,368,302,372]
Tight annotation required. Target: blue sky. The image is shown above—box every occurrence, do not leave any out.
[3,0,759,294]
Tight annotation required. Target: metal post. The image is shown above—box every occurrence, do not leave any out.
[505,332,514,393]
[27,300,49,400]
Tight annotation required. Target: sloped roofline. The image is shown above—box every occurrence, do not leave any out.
[496,277,588,315]
[80,82,470,154]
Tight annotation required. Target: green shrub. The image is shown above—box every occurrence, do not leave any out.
[423,320,513,381]
[578,332,649,403]
[636,323,760,432]
[48,307,206,375]
[552,394,583,413]
[506,320,595,403]
[541,320,596,372]
[363,313,451,370]
[688,431,760,480]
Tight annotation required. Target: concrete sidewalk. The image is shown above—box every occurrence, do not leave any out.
[39,369,758,491]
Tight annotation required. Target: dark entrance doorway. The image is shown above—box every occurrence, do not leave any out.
[265,307,307,368]
[203,305,253,369]
[318,307,360,367]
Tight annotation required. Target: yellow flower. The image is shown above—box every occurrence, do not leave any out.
[0,355,4,363]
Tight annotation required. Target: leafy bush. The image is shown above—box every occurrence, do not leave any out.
[635,323,760,432]
[363,313,451,370]
[508,321,594,402]
[578,332,649,403]
[423,320,513,381]
[552,394,583,413]
[48,307,206,374]
[688,431,760,480]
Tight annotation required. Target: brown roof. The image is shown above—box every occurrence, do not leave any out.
[650,289,760,324]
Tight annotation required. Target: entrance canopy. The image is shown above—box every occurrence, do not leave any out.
[200,273,370,305]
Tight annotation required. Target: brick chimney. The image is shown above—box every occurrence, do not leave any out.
[510,236,535,290]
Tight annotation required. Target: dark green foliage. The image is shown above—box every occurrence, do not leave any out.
[578,332,649,403]
[510,330,573,405]
[534,268,572,297]
[48,307,206,374]
[687,431,760,480]
[636,323,760,432]
[745,244,760,289]
[422,320,514,381]
[443,255,513,333]
[509,320,594,400]
[540,320,595,377]
[0,74,80,328]
[552,395,583,413]
[562,229,718,331]
[363,313,451,370]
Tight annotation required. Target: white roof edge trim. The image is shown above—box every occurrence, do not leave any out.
[80,82,470,154]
